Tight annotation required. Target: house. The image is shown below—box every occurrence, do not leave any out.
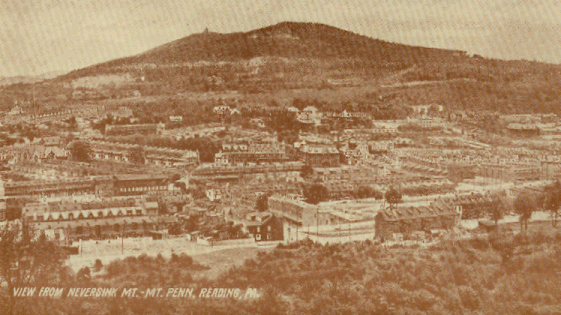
[297,106,322,125]
[324,182,356,200]
[375,200,460,240]
[40,136,62,147]
[506,123,540,136]
[89,141,198,167]
[213,106,231,115]
[105,123,164,136]
[8,106,24,116]
[300,144,340,167]
[218,142,287,165]
[110,106,134,119]
[242,212,283,242]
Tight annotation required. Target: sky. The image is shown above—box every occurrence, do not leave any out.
[1,0,561,77]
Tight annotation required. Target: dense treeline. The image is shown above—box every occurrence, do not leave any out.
[4,224,561,314]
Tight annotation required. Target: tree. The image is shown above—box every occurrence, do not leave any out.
[255,194,269,212]
[544,181,561,227]
[94,259,103,272]
[489,192,508,228]
[357,186,374,199]
[69,141,92,162]
[514,191,537,232]
[300,164,314,178]
[385,186,402,209]
[127,146,145,164]
[357,186,382,199]
[0,223,70,315]
[190,186,207,200]
[76,267,91,283]
[304,184,328,205]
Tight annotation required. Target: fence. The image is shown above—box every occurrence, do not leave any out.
[196,237,255,247]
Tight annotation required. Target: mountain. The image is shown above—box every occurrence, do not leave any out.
[10,22,561,116]
[63,22,465,78]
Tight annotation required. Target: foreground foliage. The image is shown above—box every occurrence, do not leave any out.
[4,225,561,314]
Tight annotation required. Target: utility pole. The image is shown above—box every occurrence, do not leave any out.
[121,225,124,255]
[316,208,319,240]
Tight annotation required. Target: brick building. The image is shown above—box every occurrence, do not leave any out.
[90,141,199,167]
[300,144,340,167]
[105,123,164,136]
[217,142,288,165]
[22,198,176,240]
[375,200,460,239]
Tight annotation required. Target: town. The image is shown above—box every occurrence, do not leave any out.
[4,10,561,313]
[0,97,559,252]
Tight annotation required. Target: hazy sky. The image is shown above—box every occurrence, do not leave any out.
[1,0,561,76]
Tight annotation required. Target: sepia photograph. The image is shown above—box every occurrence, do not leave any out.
[1,0,561,314]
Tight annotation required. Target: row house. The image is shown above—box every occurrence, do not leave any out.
[440,193,493,220]
[213,106,240,115]
[370,122,400,135]
[506,123,540,136]
[313,166,380,183]
[324,182,356,200]
[144,147,199,167]
[0,145,69,164]
[22,196,147,213]
[418,117,446,129]
[216,142,287,165]
[322,111,369,125]
[230,181,302,198]
[31,136,63,147]
[164,124,226,140]
[2,175,175,198]
[368,141,395,153]
[105,123,165,136]
[110,106,134,119]
[300,144,340,167]
[477,163,541,183]
[3,178,95,198]
[29,111,74,124]
[90,141,199,167]
[375,200,460,239]
[32,215,177,241]
[193,162,303,177]
[24,206,146,223]
[113,175,171,196]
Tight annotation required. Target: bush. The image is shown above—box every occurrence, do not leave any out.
[94,259,103,272]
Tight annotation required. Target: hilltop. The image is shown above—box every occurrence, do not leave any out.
[64,21,464,77]
[3,22,561,116]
